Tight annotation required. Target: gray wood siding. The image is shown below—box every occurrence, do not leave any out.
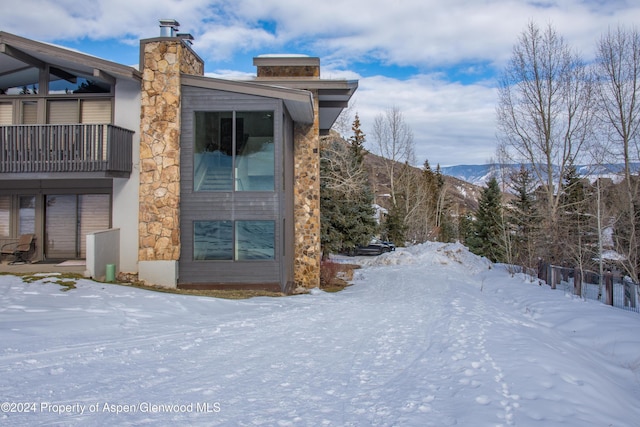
[178,85,288,285]
[282,112,295,285]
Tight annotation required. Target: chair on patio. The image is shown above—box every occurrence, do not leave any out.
[1,234,35,264]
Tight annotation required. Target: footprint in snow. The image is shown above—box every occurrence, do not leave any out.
[475,395,491,405]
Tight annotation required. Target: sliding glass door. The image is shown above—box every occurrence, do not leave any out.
[45,194,110,259]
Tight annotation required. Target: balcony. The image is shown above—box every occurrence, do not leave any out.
[0,124,134,178]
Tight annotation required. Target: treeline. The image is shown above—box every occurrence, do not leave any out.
[470,22,640,284]
[320,110,463,257]
[321,22,640,287]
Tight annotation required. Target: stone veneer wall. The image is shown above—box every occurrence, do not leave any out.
[257,65,320,78]
[293,94,321,289]
[256,61,322,289]
[138,38,203,262]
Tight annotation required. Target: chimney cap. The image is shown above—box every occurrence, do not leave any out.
[177,33,194,45]
[159,19,180,38]
[159,19,180,27]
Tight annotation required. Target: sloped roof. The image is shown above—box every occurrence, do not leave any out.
[254,77,358,133]
[0,31,140,90]
[181,74,315,125]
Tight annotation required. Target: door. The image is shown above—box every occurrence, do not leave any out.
[45,194,110,259]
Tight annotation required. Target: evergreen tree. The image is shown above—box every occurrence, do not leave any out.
[468,177,505,262]
[385,204,407,246]
[320,118,377,257]
[559,163,592,264]
[348,113,367,162]
[434,164,451,241]
[459,212,476,245]
[418,159,444,241]
[507,165,541,269]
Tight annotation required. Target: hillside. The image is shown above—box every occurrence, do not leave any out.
[362,151,483,214]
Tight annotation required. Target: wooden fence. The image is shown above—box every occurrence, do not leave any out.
[538,261,639,313]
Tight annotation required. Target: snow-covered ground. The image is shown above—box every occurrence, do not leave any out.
[1,242,639,426]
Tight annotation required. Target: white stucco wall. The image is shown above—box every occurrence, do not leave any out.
[86,228,120,280]
[112,78,141,273]
[139,260,178,288]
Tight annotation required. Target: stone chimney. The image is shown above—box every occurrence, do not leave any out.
[254,55,320,79]
[137,20,204,287]
[254,55,322,290]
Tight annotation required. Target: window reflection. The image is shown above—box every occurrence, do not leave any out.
[1,67,111,95]
[194,221,232,260]
[236,221,275,260]
[194,112,233,191]
[193,220,275,261]
[236,111,274,191]
[194,111,274,191]
[19,196,35,235]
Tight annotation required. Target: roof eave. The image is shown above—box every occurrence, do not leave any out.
[0,31,141,82]
[181,74,315,124]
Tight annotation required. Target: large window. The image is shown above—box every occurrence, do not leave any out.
[194,111,274,191]
[2,68,111,95]
[236,221,275,260]
[0,195,35,237]
[194,220,275,261]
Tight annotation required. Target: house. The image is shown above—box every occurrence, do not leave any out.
[0,31,141,273]
[0,21,357,292]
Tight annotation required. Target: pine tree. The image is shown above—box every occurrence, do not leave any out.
[385,204,407,246]
[434,164,452,241]
[507,165,541,269]
[468,177,505,262]
[320,117,377,257]
[348,113,367,162]
[459,212,476,245]
[559,163,594,269]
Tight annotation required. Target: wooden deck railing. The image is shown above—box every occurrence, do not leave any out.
[0,124,133,175]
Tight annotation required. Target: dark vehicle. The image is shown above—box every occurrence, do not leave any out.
[353,239,392,256]
[381,241,396,251]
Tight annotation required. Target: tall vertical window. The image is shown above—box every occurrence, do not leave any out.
[22,101,37,124]
[0,103,12,125]
[194,220,275,261]
[0,196,9,237]
[194,111,274,191]
[18,196,35,235]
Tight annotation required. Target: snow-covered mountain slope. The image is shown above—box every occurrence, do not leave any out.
[441,163,640,187]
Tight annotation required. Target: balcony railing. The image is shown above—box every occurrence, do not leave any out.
[0,124,133,176]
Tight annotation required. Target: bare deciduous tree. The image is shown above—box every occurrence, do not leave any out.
[320,133,370,197]
[371,106,415,207]
[594,25,640,282]
[497,22,594,260]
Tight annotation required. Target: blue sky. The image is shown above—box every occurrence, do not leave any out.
[1,0,639,166]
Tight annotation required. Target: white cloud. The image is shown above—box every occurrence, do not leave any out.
[3,0,640,166]
[343,74,498,167]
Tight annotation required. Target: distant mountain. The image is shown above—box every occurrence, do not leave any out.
[439,165,499,187]
[440,163,640,187]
